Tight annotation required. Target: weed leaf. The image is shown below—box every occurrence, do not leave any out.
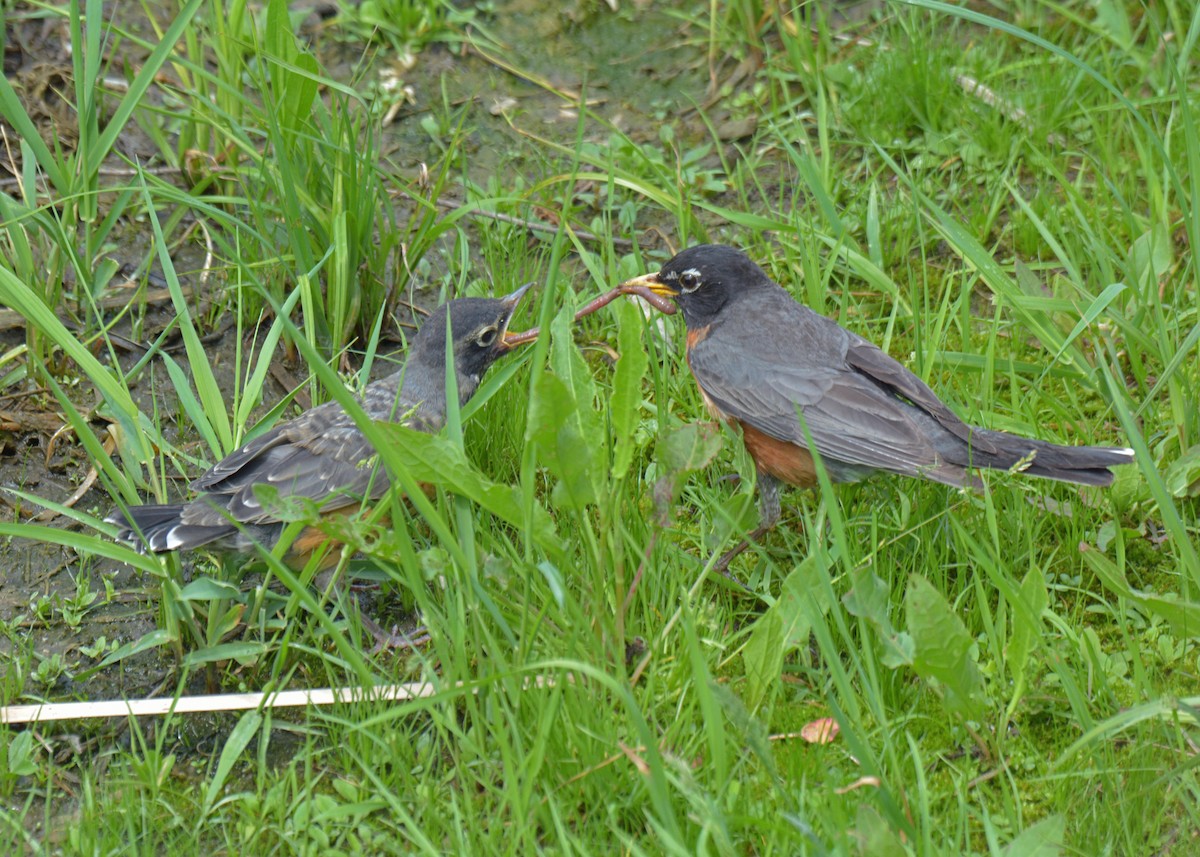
[905,574,986,718]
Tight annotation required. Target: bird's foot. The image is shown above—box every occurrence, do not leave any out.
[710,522,781,591]
[358,613,431,654]
[711,543,753,589]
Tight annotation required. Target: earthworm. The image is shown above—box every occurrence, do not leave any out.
[503,283,676,347]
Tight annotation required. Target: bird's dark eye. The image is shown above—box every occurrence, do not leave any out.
[475,325,499,347]
[679,270,702,293]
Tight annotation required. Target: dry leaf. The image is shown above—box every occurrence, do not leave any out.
[800,717,840,744]
[835,776,882,795]
[618,741,649,776]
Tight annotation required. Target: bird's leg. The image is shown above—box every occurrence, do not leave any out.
[320,566,432,653]
[756,472,783,531]
[712,472,782,577]
[356,607,432,655]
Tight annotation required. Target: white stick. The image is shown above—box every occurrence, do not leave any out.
[1,682,443,725]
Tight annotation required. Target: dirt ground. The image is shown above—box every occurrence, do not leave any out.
[0,0,721,708]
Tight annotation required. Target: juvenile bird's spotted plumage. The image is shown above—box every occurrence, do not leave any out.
[108,285,532,558]
[623,244,1135,569]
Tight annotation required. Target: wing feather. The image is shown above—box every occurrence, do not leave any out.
[687,295,955,481]
[185,380,424,526]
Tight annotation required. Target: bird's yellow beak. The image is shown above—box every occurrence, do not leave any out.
[620,271,678,297]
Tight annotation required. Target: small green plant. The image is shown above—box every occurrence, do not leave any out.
[334,0,477,55]
[78,636,119,660]
[2,731,38,780]
[57,573,100,630]
[31,652,68,687]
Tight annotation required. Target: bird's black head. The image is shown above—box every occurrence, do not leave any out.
[407,283,532,404]
[620,244,774,328]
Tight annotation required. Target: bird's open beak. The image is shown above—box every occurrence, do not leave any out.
[620,271,678,297]
[498,282,535,349]
[499,281,535,310]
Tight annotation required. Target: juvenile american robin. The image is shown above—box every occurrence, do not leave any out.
[622,244,1134,569]
[108,285,531,641]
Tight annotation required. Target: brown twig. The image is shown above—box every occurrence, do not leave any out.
[31,425,117,523]
[956,74,1067,148]
[0,283,190,331]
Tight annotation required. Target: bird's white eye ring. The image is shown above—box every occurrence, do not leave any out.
[679,269,702,292]
[476,325,499,347]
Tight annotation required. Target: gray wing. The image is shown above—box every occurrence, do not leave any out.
[688,298,968,483]
[843,334,996,454]
[185,374,426,526]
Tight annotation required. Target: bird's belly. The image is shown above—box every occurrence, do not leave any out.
[738,421,820,487]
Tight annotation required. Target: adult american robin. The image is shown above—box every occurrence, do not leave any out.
[108,285,531,641]
[622,244,1134,569]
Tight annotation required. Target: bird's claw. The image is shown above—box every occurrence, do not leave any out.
[358,613,432,654]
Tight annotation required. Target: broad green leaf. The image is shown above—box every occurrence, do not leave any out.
[179,578,243,602]
[851,803,908,857]
[265,0,296,63]
[905,574,986,718]
[280,53,321,135]
[376,423,561,552]
[1129,225,1172,293]
[526,307,606,508]
[653,422,725,518]
[843,567,914,668]
[549,304,606,483]
[203,711,262,815]
[658,422,724,477]
[610,299,648,481]
[536,561,566,609]
[1002,814,1065,857]
[1007,568,1048,687]
[742,606,788,713]
[742,554,828,710]
[1080,543,1200,639]
[5,731,37,777]
[1091,0,1132,47]
[1164,444,1200,498]
[528,372,597,508]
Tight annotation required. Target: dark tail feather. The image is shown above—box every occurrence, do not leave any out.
[107,504,182,550]
[106,504,233,553]
[964,429,1135,487]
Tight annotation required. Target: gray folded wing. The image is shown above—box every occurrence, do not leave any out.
[688,298,972,486]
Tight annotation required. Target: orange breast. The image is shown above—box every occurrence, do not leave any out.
[685,324,817,487]
[281,486,427,568]
[288,526,347,569]
[685,325,726,421]
[738,421,819,488]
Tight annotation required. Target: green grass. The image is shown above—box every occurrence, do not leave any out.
[2,0,1198,853]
